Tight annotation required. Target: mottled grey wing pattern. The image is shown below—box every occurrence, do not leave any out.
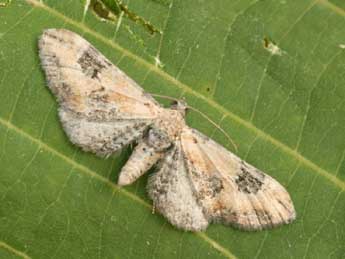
[39,28,296,232]
[39,29,160,156]
[180,127,296,230]
[147,142,209,231]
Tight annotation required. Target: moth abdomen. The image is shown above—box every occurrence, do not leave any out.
[118,140,163,186]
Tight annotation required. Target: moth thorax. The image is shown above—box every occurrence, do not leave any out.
[170,99,188,116]
[147,128,172,151]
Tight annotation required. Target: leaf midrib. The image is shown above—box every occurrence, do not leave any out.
[0,241,31,259]
[25,0,345,191]
[0,117,237,259]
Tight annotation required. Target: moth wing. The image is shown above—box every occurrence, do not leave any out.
[147,142,209,231]
[39,29,160,156]
[181,127,296,230]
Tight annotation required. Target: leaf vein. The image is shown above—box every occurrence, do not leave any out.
[0,8,34,39]
[335,148,345,177]
[51,202,72,259]
[98,188,117,259]
[212,0,256,99]
[154,0,173,67]
[254,231,268,259]
[302,190,342,259]
[318,0,345,16]
[0,241,32,259]
[175,21,209,80]
[295,50,343,151]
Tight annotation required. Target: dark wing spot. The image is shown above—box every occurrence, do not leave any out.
[44,31,66,43]
[208,175,224,197]
[77,47,108,79]
[235,162,265,194]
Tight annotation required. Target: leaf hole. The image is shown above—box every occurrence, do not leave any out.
[90,0,161,35]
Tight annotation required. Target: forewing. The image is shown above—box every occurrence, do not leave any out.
[147,142,209,231]
[181,127,296,230]
[39,29,160,155]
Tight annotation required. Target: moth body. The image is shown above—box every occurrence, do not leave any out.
[118,103,186,185]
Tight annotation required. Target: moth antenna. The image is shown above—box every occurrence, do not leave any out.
[186,106,238,152]
[150,93,180,103]
[150,93,238,152]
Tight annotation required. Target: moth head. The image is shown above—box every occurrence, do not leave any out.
[170,99,188,116]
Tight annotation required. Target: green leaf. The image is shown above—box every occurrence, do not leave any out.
[1,0,345,258]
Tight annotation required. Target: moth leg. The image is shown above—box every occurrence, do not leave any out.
[118,140,163,186]
[147,143,209,231]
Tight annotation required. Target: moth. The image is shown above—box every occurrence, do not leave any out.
[39,29,296,231]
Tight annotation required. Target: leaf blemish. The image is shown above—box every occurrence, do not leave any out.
[118,0,162,35]
[0,0,11,7]
[90,0,117,22]
[90,0,161,35]
[154,56,164,68]
[263,37,283,56]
